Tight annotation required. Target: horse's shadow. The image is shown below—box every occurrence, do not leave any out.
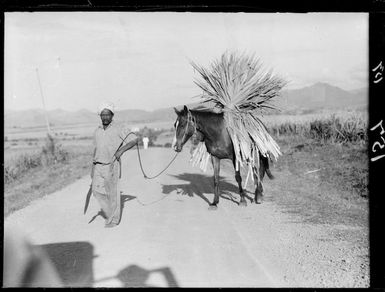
[162,173,254,206]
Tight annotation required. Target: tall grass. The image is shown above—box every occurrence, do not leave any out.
[267,111,368,144]
[4,134,69,184]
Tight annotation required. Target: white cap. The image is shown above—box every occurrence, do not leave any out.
[98,101,115,114]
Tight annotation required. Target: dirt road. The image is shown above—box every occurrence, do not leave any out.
[4,148,369,288]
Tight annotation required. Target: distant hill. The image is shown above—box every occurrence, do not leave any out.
[349,87,368,96]
[4,82,368,129]
[114,107,177,124]
[276,82,367,114]
[4,108,100,129]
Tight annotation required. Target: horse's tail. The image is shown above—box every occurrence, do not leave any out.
[261,155,274,180]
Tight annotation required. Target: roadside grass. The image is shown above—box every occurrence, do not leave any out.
[4,142,93,217]
[261,135,368,228]
[4,139,69,184]
[251,110,369,228]
[220,131,368,229]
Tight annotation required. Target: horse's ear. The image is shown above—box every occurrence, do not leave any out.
[174,107,180,115]
[183,105,188,113]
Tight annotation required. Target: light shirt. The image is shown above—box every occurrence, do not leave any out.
[93,121,134,164]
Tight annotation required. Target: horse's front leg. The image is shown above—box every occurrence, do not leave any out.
[209,156,220,210]
[233,159,247,207]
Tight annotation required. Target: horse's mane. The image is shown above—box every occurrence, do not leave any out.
[190,109,223,118]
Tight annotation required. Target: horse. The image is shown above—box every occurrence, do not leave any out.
[172,105,274,210]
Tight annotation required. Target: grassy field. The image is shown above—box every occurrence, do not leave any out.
[217,132,368,232]
[4,138,94,217]
[263,110,368,144]
[4,110,368,221]
[267,135,367,225]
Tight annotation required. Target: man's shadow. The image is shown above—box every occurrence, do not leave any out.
[162,173,254,206]
[88,194,136,224]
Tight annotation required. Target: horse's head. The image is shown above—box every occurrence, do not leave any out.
[172,105,196,152]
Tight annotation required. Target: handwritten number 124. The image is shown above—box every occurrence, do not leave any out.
[370,120,385,162]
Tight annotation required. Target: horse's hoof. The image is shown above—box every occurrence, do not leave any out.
[239,201,247,207]
[255,193,263,204]
[208,205,218,210]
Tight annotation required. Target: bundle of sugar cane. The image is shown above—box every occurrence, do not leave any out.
[190,51,287,176]
[190,142,211,172]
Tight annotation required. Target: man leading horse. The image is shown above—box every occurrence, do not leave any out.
[90,102,138,228]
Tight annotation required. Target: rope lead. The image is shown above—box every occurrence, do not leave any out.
[136,144,179,179]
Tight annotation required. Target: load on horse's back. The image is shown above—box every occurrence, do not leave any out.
[173,51,287,209]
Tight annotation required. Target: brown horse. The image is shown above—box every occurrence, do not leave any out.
[173,105,274,210]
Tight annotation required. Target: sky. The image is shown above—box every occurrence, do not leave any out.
[4,12,368,112]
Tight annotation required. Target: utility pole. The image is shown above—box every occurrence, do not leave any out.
[35,67,51,134]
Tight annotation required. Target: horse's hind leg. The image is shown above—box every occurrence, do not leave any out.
[209,156,220,210]
[233,160,247,207]
[253,160,266,204]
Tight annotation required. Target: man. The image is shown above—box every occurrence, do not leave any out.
[91,102,138,228]
[142,136,149,149]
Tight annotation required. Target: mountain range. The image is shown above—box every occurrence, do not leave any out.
[4,82,367,129]
[277,82,367,114]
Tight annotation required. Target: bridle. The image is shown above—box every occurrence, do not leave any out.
[178,109,197,148]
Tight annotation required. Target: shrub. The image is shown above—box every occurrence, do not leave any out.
[41,135,69,165]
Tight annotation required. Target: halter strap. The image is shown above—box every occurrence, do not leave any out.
[180,109,197,144]
[188,110,198,135]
